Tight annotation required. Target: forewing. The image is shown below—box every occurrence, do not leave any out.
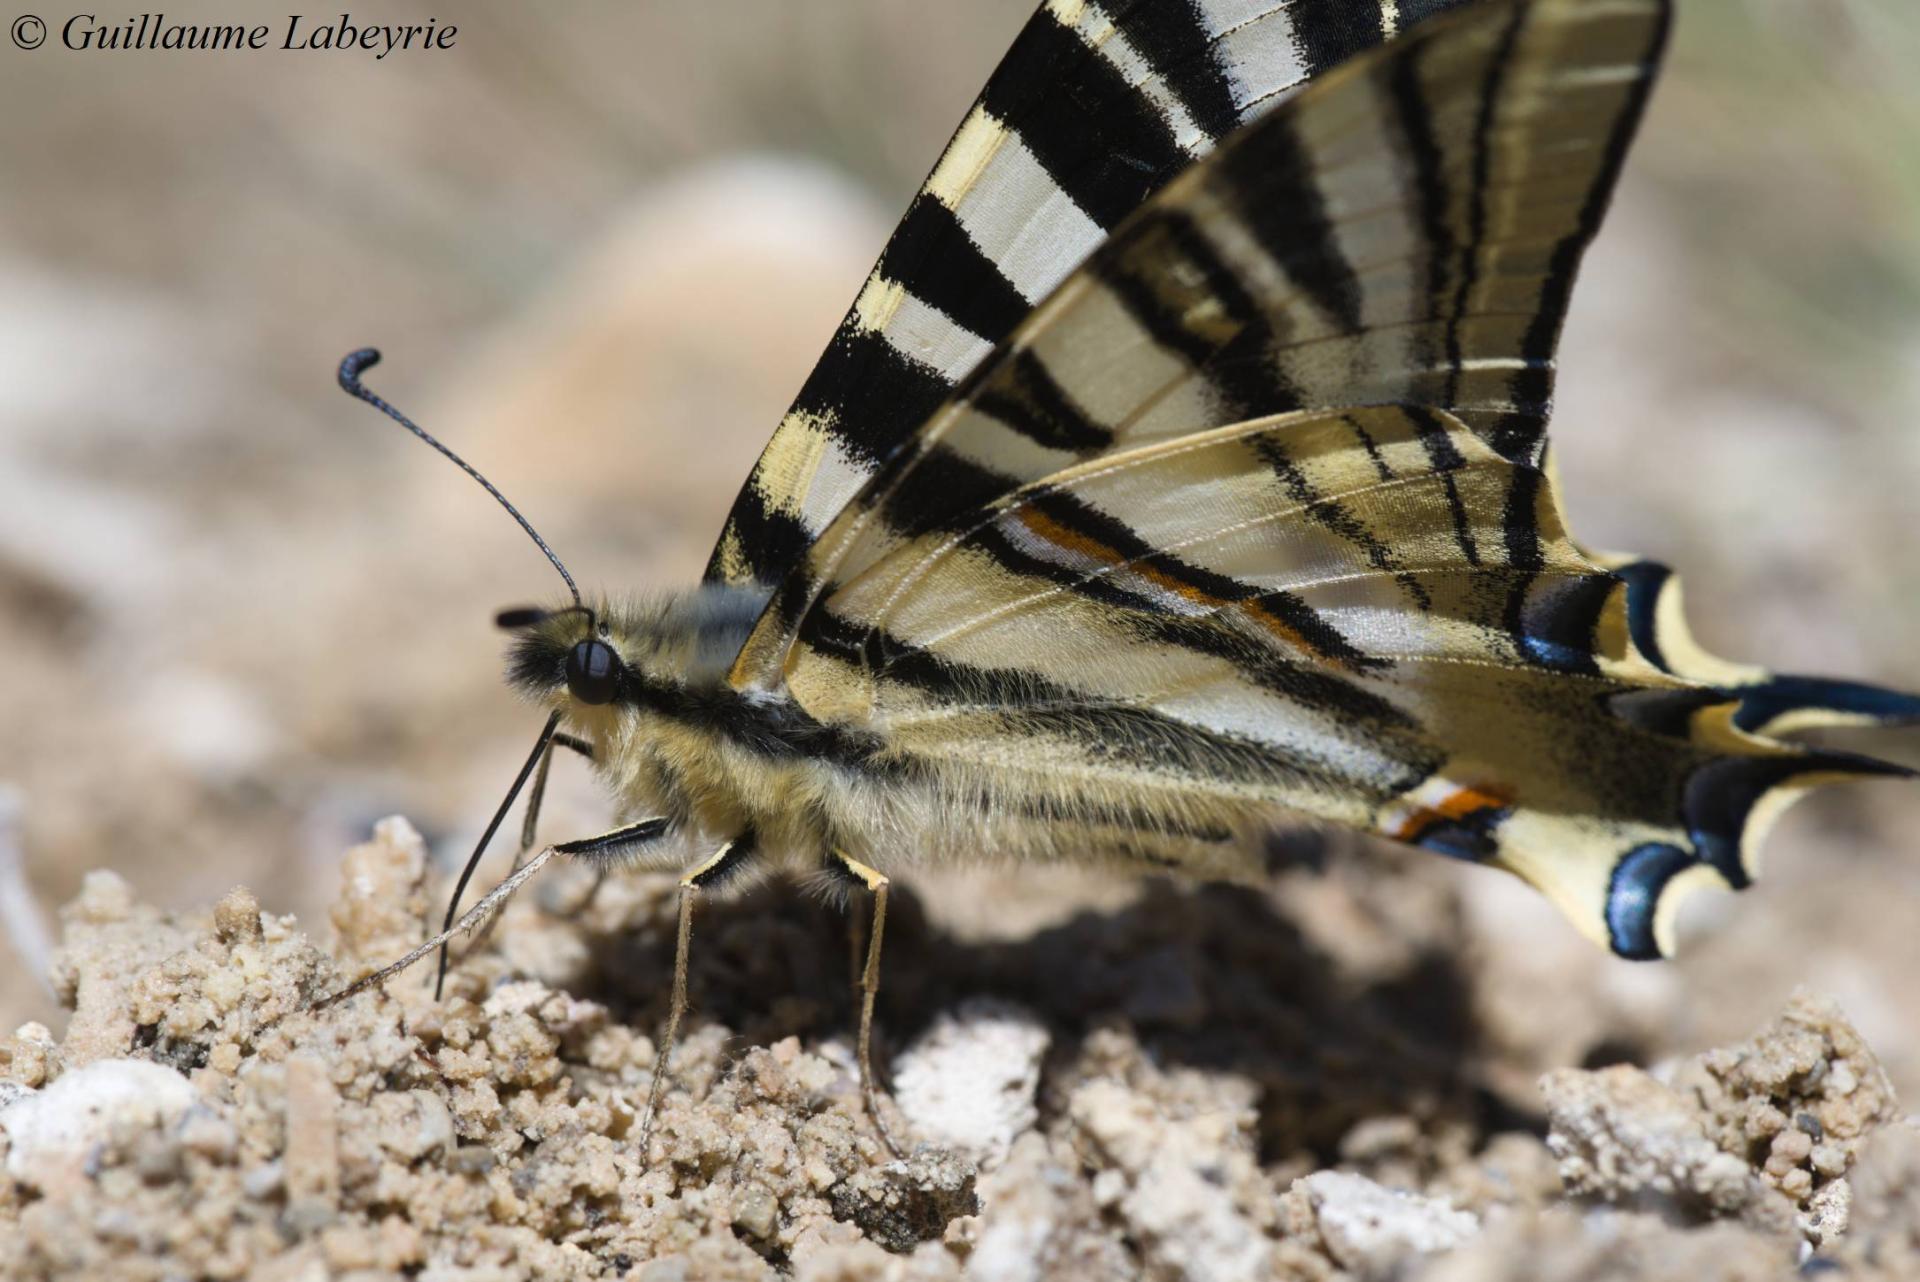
[705,0,1473,591]
[729,0,1670,682]
[776,406,1909,958]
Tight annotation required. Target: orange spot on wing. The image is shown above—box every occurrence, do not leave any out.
[1390,783,1514,843]
[1016,508,1226,609]
[1015,507,1121,567]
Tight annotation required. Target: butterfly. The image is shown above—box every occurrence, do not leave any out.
[322,0,1918,1155]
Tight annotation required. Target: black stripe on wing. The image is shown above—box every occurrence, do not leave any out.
[1289,0,1389,73]
[1440,3,1527,416]
[1496,2,1669,462]
[1125,1,1242,139]
[1251,432,1436,612]
[983,10,1192,229]
[796,608,1433,794]
[878,196,1033,343]
[1211,115,1366,334]
[973,350,1116,453]
[1732,677,1920,735]
[1097,210,1309,416]
[786,329,956,467]
[1405,406,1481,565]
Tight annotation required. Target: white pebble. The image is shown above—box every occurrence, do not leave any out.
[0,1059,196,1191]
[1299,1170,1480,1273]
[892,1000,1048,1166]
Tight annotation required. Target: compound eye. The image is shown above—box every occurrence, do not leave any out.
[565,639,621,705]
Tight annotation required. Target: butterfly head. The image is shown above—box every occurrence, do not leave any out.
[498,586,768,718]
[495,603,621,705]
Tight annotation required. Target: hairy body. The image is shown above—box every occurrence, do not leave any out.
[508,587,1273,888]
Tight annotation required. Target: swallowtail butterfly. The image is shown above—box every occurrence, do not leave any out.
[325,0,1919,1152]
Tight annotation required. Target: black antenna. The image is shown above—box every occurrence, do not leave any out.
[337,348,590,998]
[337,348,584,611]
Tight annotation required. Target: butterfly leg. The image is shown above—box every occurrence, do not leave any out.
[636,835,755,1156]
[527,734,609,913]
[846,892,867,1003]
[308,815,669,1016]
[517,733,594,854]
[443,808,674,976]
[459,733,601,966]
[832,850,906,1159]
[517,733,596,875]
[453,729,595,959]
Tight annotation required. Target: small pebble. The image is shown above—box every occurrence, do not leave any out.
[241,1161,285,1199]
[213,887,263,943]
[449,1144,497,1176]
[730,1180,779,1241]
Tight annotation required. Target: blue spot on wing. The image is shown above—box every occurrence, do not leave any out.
[1605,842,1694,960]
[1517,573,1617,674]
[1520,632,1590,671]
[1408,799,1510,863]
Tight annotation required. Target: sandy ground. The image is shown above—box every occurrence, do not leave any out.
[4,1,1920,1277]
[3,820,1919,1280]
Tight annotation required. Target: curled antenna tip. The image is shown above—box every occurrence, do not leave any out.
[495,606,549,630]
[331,347,584,609]
[338,347,382,392]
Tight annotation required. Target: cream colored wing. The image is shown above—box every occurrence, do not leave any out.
[725,0,1914,959]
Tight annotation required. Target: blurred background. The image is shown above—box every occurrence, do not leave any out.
[2,1,1917,1089]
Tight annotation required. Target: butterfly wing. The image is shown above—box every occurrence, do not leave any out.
[705,0,1477,591]
[728,0,1668,681]
[733,0,1914,957]
[1540,457,1920,735]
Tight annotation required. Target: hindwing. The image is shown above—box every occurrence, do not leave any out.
[774,405,1908,958]
[1596,550,1920,736]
